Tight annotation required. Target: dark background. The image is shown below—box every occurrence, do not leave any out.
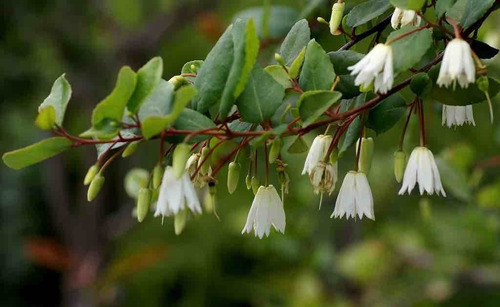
[1,0,500,306]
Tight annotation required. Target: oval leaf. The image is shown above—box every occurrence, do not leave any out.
[127,57,163,113]
[280,19,310,65]
[299,40,336,92]
[387,26,433,73]
[38,74,72,126]
[298,91,342,127]
[346,0,392,28]
[3,137,72,170]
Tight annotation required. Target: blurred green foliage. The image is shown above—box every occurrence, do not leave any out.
[1,0,499,306]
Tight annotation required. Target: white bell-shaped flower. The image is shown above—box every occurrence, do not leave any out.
[331,171,375,220]
[302,135,332,176]
[399,147,446,196]
[437,38,476,88]
[242,185,286,239]
[155,166,202,218]
[442,105,475,128]
[348,44,394,94]
[391,8,421,29]
[310,161,338,196]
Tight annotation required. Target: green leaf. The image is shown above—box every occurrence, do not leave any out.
[329,50,364,75]
[388,26,433,73]
[288,47,306,79]
[329,51,364,99]
[299,40,336,92]
[410,73,432,97]
[265,65,292,88]
[280,19,310,65]
[181,60,203,74]
[436,158,471,202]
[92,66,137,126]
[346,0,392,28]
[233,6,300,39]
[3,137,72,170]
[38,74,72,126]
[193,25,234,113]
[446,0,468,22]
[460,0,496,28]
[366,94,407,134]
[95,130,137,159]
[298,91,342,127]
[219,19,260,118]
[79,119,122,140]
[236,64,286,123]
[141,85,197,139]
[172,108,216,143]
[390,0,426,10]
[287,136,309,154]
[435,0,457,18]
[127,57,163,113]
[429,67,500,106]
[35,106,56,130]
[340,94,366,155]
[138,80,175,121]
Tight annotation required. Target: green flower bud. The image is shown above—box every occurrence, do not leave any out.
[251,176,260,195]
[122,141,141,158]
[275,53,285,66]
[153,164,164,189]
[394,150,407,183]
[360,82,373,93]
[87,173,105,202]
[227,162,241,194]
[357,137,374,174]
[329,2,345,36]
[199,146,211,175]
[174,209,188,235]
[136,188,152,223]
[317,17,328,25]
[268,138,282,164]
[84,164,100,186]
[173,143,191,178]
[410,73,432,97]
[168,75,187,89]
[246,174,252,190]
[477,76,489,92]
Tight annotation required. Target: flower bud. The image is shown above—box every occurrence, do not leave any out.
[251,176,260,195]
[227,162,241,194]
[268,138,282,164]
[208,181,220,220]
[477,76,489,92]
[246,174,252,190]
[87,173,105,202]
[168,75,187,89]
[84,164,100,186]
[199,146,211,175]
[329,2,345,36]
[136,188,151,222]
[275,53,285,66]
[153,164,164,189]
[357,137,374,174]
[394,150,407,183]
[174,209,188,235]
[173,143,191,178]
[360,82,373,93]
[317,17,328,25]
[122,141,140,158]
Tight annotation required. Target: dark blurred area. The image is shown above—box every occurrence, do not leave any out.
[1,0,500,306]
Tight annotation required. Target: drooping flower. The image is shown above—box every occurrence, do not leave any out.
[310,162,338,196]
[155,166,202,218]
[331,171,375,220]
[348,44,394,94]
[391,8,421,29]
[442,105,476,128]
[398,147,446,196]
[302,135,332,176]
[437,38,476,89]
[242,185,286,239]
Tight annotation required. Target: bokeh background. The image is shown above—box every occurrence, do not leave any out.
[1,0,500,306]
